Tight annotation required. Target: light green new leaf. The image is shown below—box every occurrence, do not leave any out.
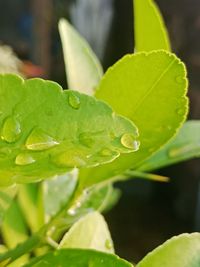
[59,18,103,95]
[137,233,200,267]
[134,0,170,52]
[24,249,133,267]
[59,212,114,253]
[138,120,200,171]
[79,51,188,188]
[0,74,138,186]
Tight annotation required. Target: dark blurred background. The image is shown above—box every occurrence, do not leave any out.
[0,0,200,263]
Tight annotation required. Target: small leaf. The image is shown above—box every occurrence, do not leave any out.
[0,74,138,186]
[24,249,133,267]
[138,120,200,171]
[59,212,114,253]
[43,170,78,222]
[79,51,188,188]
[134,0,170,52]
[137,233,200,267]
[59,18,103,95]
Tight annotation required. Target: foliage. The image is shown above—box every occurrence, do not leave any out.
[0,0,199,266]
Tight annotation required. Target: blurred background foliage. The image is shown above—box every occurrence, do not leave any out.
[0,0,200,263]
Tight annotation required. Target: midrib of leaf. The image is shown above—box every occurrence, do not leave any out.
[131,56,176,114]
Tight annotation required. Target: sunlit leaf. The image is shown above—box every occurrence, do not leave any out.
[138,120,200,171]
[24,249,133,267]
[59,18,103,95]
[79,51,188,188]
[137,233,200,267]
[0,74,138,186]
[134,0,170,52]
[59,212,114,253]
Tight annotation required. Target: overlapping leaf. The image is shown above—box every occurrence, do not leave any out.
[0,74,138,186]
[24,249,133,267]
[138,121,200,171]
[59,18,103,95]
[134,0,170,52]
[59,212,114,253]
[79,50,188,188]
[137,233,200,267]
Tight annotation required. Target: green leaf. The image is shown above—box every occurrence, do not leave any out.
[79,51,188,188]
[18,183,45,233]
[59,212,114,253]
[24,249,133,267]
[137,233,200,267]
[0,74,138,186]
[138,120,200,171]
[59,18,103,95]
[134,0,170,52]
[43,170,78,222]
[0,185,17,224]
[1,201,29,266]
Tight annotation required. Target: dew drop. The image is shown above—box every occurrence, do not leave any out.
[121,133,139,150]
[105,239,113,250]
[15,153,35,166]
[1,116,21,143]
[26,128,59,151]
[175,76,184,84]
[67,208,76,216]
[79,132,94,148]
[52,151,86,168]
[68,92,81,109]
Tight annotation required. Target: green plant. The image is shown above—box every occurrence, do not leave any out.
[0,0,199,266]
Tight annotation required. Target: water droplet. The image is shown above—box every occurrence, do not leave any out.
[175,76,184,84]
[52,151,86,168]
[121,133,139,150]
[79,132,94,148]
[15,153,35,166]
[1,116,21,143]
[68,92,80,109]
[26,128,59,151]
[105,239,113,250]
[176,108,185,116]
[67,208,76,216]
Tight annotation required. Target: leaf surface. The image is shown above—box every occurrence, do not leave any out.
[134,0,170,52]
[137,233,200,267]
[0,74,138,186]
[79,51,188,188]
[138,120,200,171]
[59,212,114,253]
[59,18,103,95]
[24,249,133,267]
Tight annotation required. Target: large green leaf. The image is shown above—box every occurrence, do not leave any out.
[137,233,200,267]
[24,249,133,267]
[138,120,200,171]
[134,0,170,52]
[79,51,188,188]
[59,212,114,253]
[0,74,138,186]
[59,18,103,95]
